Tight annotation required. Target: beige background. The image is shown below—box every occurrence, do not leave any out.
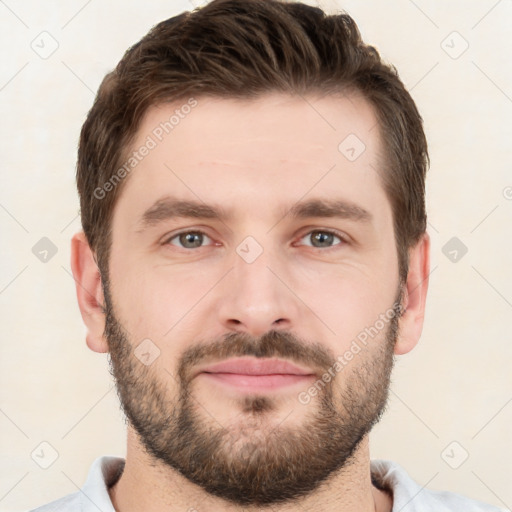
[1,1,511,511]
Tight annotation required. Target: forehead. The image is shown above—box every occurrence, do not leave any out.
[112,92,390,230]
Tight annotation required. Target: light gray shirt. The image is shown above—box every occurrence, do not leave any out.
[29,456,508,511]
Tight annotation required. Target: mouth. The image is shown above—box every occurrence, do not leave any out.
[194,357,317,392]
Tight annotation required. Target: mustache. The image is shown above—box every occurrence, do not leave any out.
[177,330,336,384]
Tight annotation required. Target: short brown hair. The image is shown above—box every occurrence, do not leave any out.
[77,0,428,282]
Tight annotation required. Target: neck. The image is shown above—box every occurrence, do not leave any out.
[108,428,392,512]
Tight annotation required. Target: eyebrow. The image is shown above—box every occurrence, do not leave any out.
[287,198,372,223]
[136,198,229,231]
[136,196,372,231]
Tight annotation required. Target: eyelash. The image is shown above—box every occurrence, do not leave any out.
[163,228,348,250]
[298,229,348,249]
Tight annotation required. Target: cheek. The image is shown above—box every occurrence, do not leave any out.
[287,260,398,351]
[109,257,221,342]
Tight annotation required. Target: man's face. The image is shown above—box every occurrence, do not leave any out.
[105,93,402,505]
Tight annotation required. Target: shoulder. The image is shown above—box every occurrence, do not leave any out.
[371,459,508,512]
[28,455,124,512]
[29,491,81,511]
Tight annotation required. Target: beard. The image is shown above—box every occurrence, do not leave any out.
[104,288,402,507]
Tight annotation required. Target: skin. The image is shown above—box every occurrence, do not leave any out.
[71,92,430,512]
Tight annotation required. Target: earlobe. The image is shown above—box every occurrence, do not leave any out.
[70,231,109,353]
[394,232,430,355]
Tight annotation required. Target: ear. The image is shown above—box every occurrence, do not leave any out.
[70,231,109,353]
[394,232,430,355]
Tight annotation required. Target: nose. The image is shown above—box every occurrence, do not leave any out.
[215,245,300,337]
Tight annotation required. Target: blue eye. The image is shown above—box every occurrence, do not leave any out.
[164,229,345,251]
[300,230,344,248]
[168,231,213,249]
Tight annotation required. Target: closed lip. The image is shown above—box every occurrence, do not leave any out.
[195,357,315,377]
